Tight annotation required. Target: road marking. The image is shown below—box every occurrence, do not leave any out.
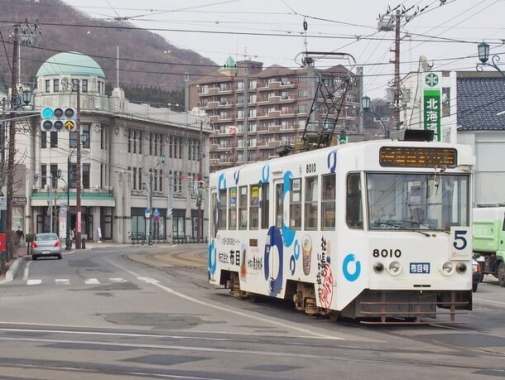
[27,279,42,286]
[107,259,343,340]
[137,276,159,284]
[84,278,100,285]
[110,277,127,283]
[55,279,70,285]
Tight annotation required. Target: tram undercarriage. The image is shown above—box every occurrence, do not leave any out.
[223,271,472,324]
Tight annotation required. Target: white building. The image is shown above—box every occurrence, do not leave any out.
[400,62,505,207]
[14,51,211,243]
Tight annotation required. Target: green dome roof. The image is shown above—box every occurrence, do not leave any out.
[36,51,105,78]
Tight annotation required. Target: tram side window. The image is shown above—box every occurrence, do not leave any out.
[290,178,302,229]
[261,183,270,229]
[304,176,318,230]
[346,173,363,229]
[229,187,237,230]
[321,174,336,229]
[275,183,284,229]
[219,188,227,230]
[239,186,248,230]
[250,185,260,229]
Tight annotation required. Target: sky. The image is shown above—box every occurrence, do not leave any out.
[62,0,505,100]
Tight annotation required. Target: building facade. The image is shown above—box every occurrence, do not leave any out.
[189,58,362,172]
[14,51,211,243]
[400,66,505,207]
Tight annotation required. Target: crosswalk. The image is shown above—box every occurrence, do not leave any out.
[26,277,129,286]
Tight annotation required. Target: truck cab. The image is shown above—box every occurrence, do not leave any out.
[472,207,505,287]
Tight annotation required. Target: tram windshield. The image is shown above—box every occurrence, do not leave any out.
[367,172,470,231]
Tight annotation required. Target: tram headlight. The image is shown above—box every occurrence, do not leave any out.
[373,262,384,273]
[388,261,401,276]
[440,261,454,276]
[456,263,467,273]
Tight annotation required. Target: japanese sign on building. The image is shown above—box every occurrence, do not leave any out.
[422,72,442,141]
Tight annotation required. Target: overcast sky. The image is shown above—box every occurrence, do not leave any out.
[63,0,505,99]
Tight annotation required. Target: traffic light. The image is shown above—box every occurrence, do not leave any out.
[40,107,77,132]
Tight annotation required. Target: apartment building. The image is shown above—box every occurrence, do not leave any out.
[189,57,362,171]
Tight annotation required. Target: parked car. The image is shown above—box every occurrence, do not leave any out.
[472,259,483,292]
[31,233,62,260]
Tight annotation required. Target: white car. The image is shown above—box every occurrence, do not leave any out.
[31,233,63,260]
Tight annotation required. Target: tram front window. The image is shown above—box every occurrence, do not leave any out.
[367,173,470,231]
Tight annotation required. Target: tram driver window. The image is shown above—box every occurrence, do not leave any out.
[346,173,363,229]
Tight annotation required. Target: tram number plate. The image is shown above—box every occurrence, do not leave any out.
[410,262,430,274]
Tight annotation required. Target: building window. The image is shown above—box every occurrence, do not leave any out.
[82,124,90,148]
[100,126,104,149]
[138,168,142,191]
[41,131,47,148]
[41,164,47,188]
[53,79,59,92]
[45,80,50,93]
[82,164,90,189]
[70,164,77,187]
[81,79,88,93]
[298,89,308,98]
[50,164,58,188]
[132,167,137,190]
[50,131,58,148]
[159,170,163,192]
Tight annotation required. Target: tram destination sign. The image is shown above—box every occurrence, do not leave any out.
[379,147,457,168]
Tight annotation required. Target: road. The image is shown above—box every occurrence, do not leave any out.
[0,245,504,379]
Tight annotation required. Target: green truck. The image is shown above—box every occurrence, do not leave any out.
[473,207,505,287]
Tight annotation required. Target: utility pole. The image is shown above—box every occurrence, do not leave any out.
[393,9,401,131]
[6,24,19,258]
[197,120,203,243]
[75,80,82,249]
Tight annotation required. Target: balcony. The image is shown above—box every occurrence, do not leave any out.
[268,96,281,103]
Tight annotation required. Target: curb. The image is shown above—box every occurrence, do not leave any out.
[0,257,26,284]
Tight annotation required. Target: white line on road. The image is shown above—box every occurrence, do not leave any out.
[110,277,127,283]
[27,279,42,286]
[55,279,70,285]
[84,278,100,285]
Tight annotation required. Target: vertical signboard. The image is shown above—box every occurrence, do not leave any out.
[59,202,67,240]
[422,72,442,141]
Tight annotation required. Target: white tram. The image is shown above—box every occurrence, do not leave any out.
[207,138,475,323]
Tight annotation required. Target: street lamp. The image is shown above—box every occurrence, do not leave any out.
[147,154,166,245]
[66,134,87,250]
[361,95,388,138]
[476,42,505,78]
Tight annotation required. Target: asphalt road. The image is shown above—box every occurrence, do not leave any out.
[0,244,504,379]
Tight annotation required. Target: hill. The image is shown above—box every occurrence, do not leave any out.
[0,0,217,106]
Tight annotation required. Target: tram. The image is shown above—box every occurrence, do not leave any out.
[207,136,475,323]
